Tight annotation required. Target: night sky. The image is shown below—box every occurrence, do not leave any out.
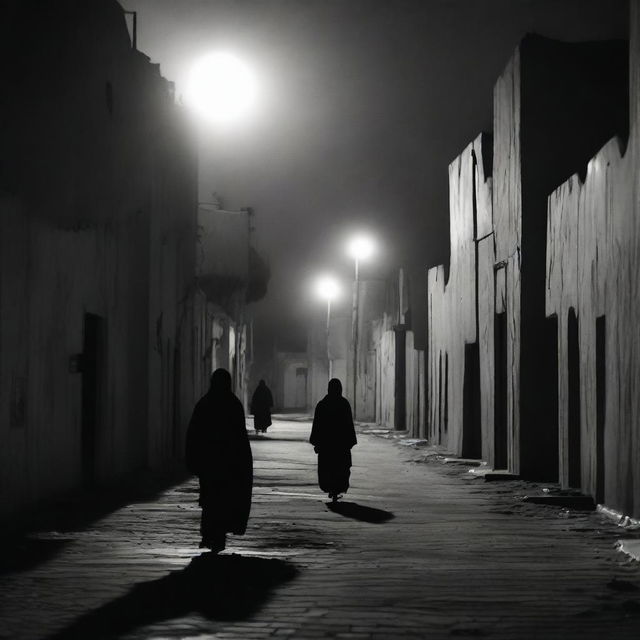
[124,0,627,353]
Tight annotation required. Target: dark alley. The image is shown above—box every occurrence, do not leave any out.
[3,1,640,638]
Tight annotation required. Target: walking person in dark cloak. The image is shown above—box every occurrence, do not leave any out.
[250,379,274,434]
[185,368,253,552]
[310,378,357,502]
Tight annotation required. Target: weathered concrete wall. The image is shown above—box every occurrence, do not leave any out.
[0,0,200,517]
[477,237,496,465]
[416,348,427,439]
[366,269,427,431]
[426,135,492,457]
[546,3,639,515]
[427,36,626,478]
[405,334,425,437]
[349,280,387,422]
[284,362,307,409]
[147,107,200,468]
[493,34,628,480]
[547,139,635,511]
[427,265,446,444]
[492,46,524,475]
[376,327,396,428]
[273,352,308,410]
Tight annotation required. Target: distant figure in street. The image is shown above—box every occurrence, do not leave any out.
[185,368,253,552]
[309,378,357,502]
[250,379,274,434]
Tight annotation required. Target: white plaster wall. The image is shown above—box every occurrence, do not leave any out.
[377,330,396,428]
[545,2,640,515]
[426,135,492,455]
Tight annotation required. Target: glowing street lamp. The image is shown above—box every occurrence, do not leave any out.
[315,275,341,380]
[347,235,375,280]
[184,52,257,125]
[347,234,375,420]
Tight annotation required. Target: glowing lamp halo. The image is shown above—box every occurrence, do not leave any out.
[347,235,375,261]
[184,51,257,124]
[315,275,341,302]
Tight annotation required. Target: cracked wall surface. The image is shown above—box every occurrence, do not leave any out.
[427,135,492,457]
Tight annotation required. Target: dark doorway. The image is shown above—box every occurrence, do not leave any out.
[443,353,449,436]
[462,342,481,458]
[494,311,508,470]
[81,313,105,486]
[567,308,581,489]
[394,327,406,430]
[544,315,559,482]
[437,352,443,442]
[595,315,606,503]
[294,367,307,408]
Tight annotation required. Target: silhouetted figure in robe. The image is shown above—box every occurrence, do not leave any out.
[310,378,357,502]
[250,379,274,434]
[185,368,253,552]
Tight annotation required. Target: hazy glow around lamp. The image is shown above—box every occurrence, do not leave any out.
[315,275,340,302]
[184,52,257,124]
[347,235,375,263]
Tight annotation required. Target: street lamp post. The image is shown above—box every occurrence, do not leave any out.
[315,276,340,382]
[347,235,374,422]
[326,296,333,380]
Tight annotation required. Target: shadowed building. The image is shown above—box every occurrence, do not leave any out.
[545,3,640,518]
[0,0,269,519]
[374,270,425,433]
[428,34,628,480]
[196,203,269,411]
[492,35,627,480]
[428,134,492,459]
[272,351,309,411]
[0,0,200,516]
[349,279,387,423]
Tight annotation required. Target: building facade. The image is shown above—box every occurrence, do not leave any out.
[0,0,268,519]
[427,34,628,485]
[545,4,640,518]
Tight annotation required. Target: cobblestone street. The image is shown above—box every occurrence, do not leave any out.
[2,417,640,639]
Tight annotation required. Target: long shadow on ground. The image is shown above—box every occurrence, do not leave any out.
[0,467,190,576]
[47,552,297,639]
[327,501,395,523]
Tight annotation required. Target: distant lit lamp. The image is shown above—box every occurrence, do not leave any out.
[347,235,375,280]
[347,234,375,420]
[315,275,341,380]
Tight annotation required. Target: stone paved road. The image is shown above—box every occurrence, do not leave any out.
[2,417,640,639]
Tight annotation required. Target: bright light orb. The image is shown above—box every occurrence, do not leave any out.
[347,235,375,261]
[185,52,257,124]
[315,276,341,301]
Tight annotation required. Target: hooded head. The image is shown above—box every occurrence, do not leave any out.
[327,378,342,397]
[258,379,265,386]
[210,368,232,394]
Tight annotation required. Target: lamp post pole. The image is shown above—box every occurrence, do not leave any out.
[315,275,340,385]
[326,297,333,381]
[352,257,359,421]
